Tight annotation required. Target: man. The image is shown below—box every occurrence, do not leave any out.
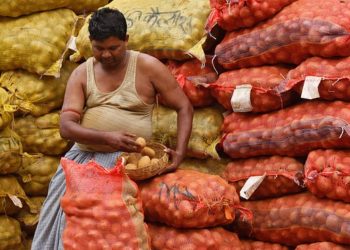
[32,8,193,250]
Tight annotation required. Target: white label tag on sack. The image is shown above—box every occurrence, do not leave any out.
[231,84,253,112]
[240,174,266,200]
[301,76,322,99]
[8,195,23,208]
[67,36,77,51]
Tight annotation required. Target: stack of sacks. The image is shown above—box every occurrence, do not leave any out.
[8,0,349,248]
[138,169,250,249]
[214,0,350,69]
[198,0,350,248]
[69,1,252,249]
[0,1,105,247]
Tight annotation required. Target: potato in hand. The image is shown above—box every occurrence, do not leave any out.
[135,137,146,148]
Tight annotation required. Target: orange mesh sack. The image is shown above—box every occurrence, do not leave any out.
[139,169,248,228]
[234,193,350,246]
[220,100,350,158]
[296,242,350,250]
[222,156,304,200]
[209,65,295,113]
[60,158,151,250]
[148,223,243,250]
[305,149,350,203]
[240,240,289,250]
[277,56,350,102]
[179,157,304,200]
[207,0,296,31]
[160,59,216,108]
[215,0,350,69]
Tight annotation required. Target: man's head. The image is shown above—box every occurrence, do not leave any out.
[89,8,127,41]
[88,8,129,68]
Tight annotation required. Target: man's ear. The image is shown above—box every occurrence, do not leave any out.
[125,34,129,42]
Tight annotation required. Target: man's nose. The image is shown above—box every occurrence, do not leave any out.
[101,50,112,57]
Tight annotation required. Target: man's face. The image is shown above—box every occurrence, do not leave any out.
[91,36,128,68]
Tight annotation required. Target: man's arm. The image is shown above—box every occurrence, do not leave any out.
[144,55,193,171]
[59,64,141,152]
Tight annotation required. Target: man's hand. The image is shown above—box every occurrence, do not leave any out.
[104,131,142,152]
[158,148,185,174]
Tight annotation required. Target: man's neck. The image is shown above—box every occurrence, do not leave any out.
[100,50,129,72]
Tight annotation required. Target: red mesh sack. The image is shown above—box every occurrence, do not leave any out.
[240,240,289,250]
[207,0,296,31]
[296,242,350,250]
[209,65,294,113]
[139,169,250,228]
[305,149,350,203]
[215,0,350,69]
[160,59,217,107]
[60,158,151,250]
[222,156,304,200]
[148,223,243,250]
[234,193,350,246]
[277,56,350,102]
[220,100,350,158]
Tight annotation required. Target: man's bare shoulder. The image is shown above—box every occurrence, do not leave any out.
[72,62,86,78]
[69,61,88,85]
[137,52,164,72]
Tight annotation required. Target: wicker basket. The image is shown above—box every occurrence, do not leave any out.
[119,142,169,181]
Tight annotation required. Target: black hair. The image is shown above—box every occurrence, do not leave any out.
[88,8,127,41]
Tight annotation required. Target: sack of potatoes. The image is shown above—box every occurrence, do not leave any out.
[121,137,169,181]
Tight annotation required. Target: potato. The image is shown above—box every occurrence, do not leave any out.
[125,163,137,170]
[138,156,151,168]
[135,137,146,148]
[126,153,139,165]
[150,158,160,166]
[335,186,347,199]
[141,147,156,158]
[326,214,341,232]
